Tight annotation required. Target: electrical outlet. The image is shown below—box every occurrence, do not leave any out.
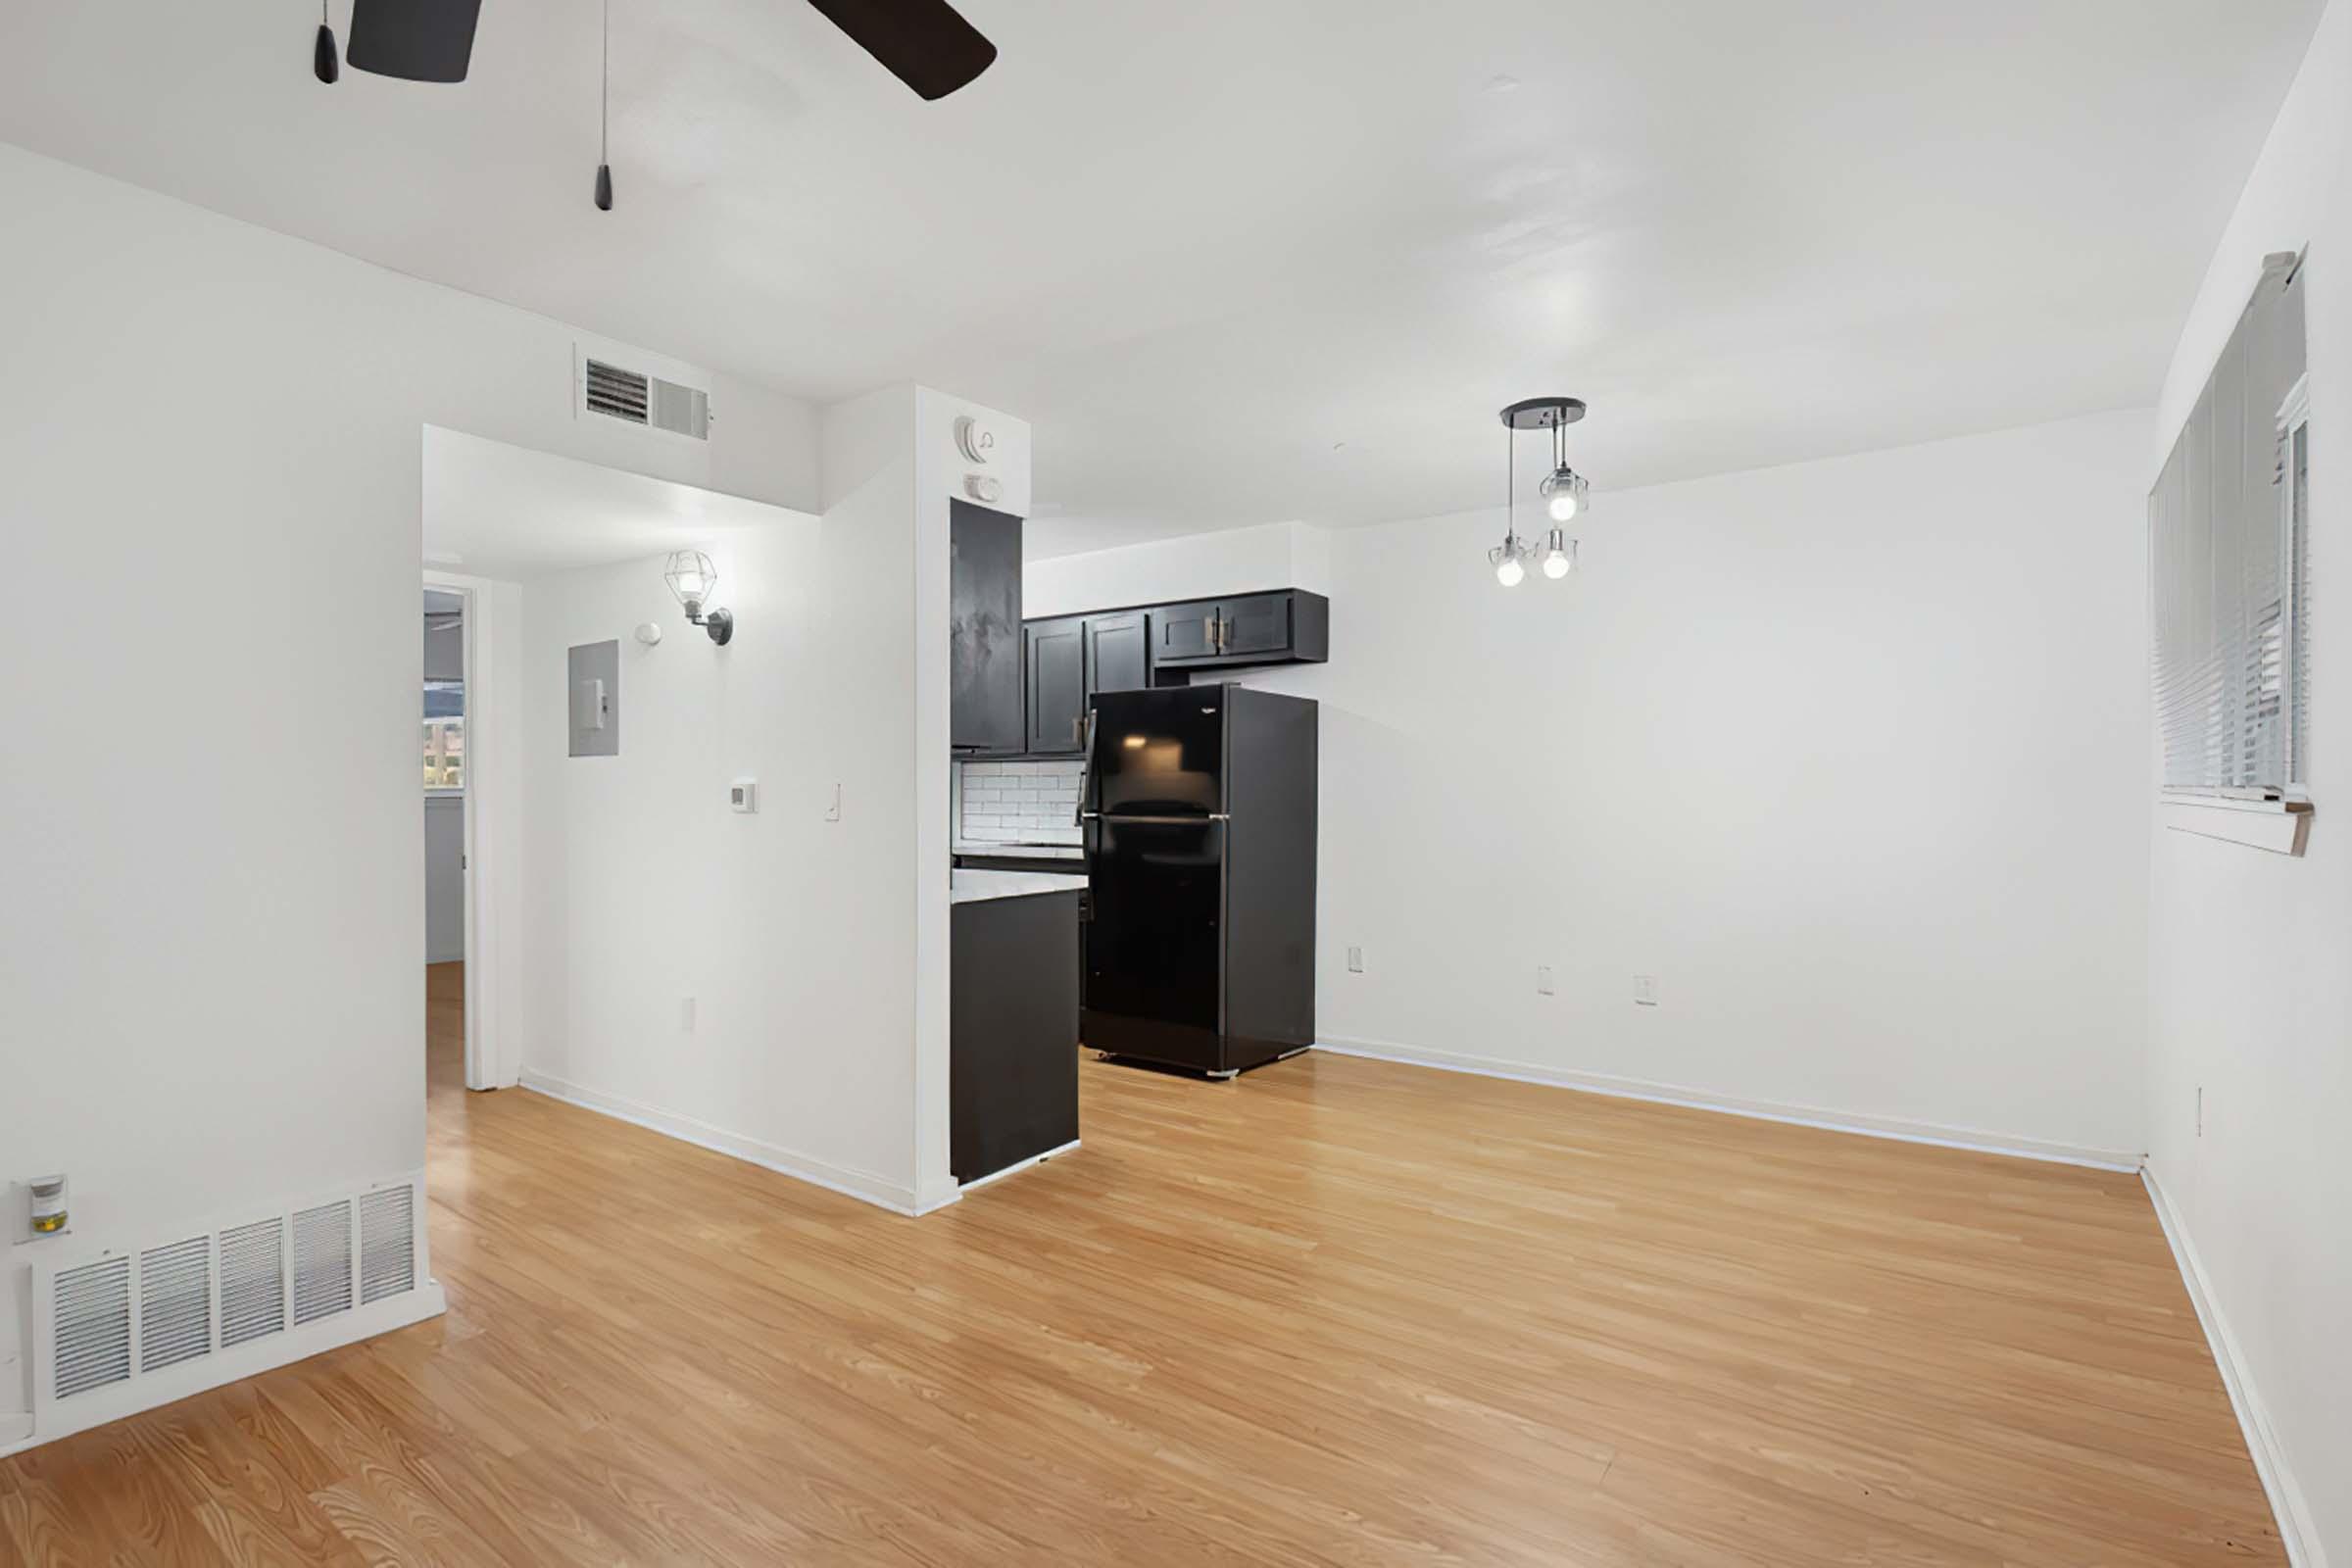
[1633,974,1659,1006]
[1536,964,1554,996]
[824,782,842,822]
[1347,945,1364,973]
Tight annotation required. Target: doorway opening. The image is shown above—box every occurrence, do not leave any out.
[422,584,474,1097]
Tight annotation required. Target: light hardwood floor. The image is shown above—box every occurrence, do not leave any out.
[1,961,2280,1564]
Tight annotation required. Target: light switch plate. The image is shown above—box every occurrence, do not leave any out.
[730,779,758,813]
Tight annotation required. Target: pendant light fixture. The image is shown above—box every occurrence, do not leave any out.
[593,0,614,211]
[1492,397,1589,587]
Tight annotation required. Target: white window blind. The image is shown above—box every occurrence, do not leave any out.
[2150,253,2308,798]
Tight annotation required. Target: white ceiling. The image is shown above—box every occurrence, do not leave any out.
[423,425,797,580]
[0,2,2322,557]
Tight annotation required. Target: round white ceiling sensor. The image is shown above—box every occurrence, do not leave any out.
[955,416,997,466]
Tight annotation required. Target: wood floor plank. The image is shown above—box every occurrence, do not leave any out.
[0,961,2284,1564]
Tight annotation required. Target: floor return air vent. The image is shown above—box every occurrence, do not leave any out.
[22,1177,428,1441]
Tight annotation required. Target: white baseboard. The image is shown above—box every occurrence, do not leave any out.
[0,1281,446,1460]
[1311,1037,2142,1172]
[519,1069,935,1217]
[2141,1165,2324,1567]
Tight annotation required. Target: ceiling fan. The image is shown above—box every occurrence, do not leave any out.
[315,0,996,204]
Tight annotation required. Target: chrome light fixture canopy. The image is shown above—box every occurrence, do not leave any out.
[663,549,734,644]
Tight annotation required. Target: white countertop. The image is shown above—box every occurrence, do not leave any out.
[952,840,1085,860]
[950,869,1091,905]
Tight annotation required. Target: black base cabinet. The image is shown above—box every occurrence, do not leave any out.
[951,891,1082,1185]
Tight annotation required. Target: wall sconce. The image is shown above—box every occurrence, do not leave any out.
[663,550,735,645]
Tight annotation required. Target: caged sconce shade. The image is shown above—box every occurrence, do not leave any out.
[663,550,734,644]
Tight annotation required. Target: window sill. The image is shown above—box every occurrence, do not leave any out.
[2161,796,2312,856]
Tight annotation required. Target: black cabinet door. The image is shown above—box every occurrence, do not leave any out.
[1217,593,1293,658]
[950,501,1023,752]
[1152,599,1221,663]
[1085,612,1150,696]
[1025,616,1088,755]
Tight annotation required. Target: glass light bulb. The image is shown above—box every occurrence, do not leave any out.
[1494,555,1525,587]
[1543,529,1575,578]
[1543,550,1571,579]
[1547,490,1579,523]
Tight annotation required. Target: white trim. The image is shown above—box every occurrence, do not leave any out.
[2141,1165,2322,1567]
[957,1139,1082,1195]
[519,1070,941,1216]
[2161,797,2313,856]
[422,568,505,1089]
[1312,1038,2141,1171]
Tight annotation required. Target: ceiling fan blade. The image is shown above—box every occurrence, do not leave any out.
[803,0,997,101]
[346,0,483,82]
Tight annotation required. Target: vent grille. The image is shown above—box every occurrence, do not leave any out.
[291,1201,354,1326]
[54,1257,132,1398]
[220,1217,287,1348]
[583,356,709,439]
[138,1237,214,1373]
[650,377,710,439]
[584,359,650,423]
[357,1187,416,1305]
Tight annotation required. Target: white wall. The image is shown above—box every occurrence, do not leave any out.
[0,141,821,1436]
[423,797,466,964]
[1026,520,1326,618]
[1032,410,2154,1165]
[2144,5,2352,1559]
[514,510,943,1207]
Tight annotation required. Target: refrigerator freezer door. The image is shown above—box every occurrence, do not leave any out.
[1090,688,1225,818]
[1081,816,1224,1072]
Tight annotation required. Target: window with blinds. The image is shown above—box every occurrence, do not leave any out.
[2150,252,2309,799]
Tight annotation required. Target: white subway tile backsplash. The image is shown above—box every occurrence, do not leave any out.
[955,757,1086,845]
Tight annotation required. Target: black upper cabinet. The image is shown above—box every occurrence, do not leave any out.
[980,590,1325,760]
[1085,611,1150,697]
[1149,590,1328,672]
[1025,615,1089,755]
[950,501,1024,753]
[1152,599,1221,663]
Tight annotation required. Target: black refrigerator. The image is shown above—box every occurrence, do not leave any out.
[1080,684,1317,1078]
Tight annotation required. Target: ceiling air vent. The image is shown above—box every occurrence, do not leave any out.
[220,1217,287,1348]
[582,356,710,439]
[357,1187,416,1305]
[139,1236,214,1373]
[53,1256,132,1399]
[291,1200,353,1327]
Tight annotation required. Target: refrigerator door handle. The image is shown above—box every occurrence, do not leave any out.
[1084,812,1230,824]
[1071,706,1099,826]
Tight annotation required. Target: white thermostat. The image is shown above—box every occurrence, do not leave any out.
[955,415,997,466]
[729,778,759,813]
[964,473,1004,503]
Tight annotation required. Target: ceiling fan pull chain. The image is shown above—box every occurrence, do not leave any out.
[594,0,613,211]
